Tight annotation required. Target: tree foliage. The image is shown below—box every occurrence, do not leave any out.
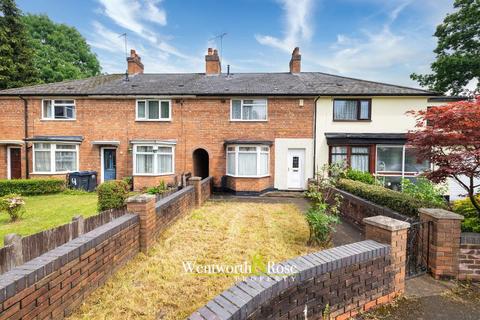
[22,14,101,84]
[0,0,37,89]
[407,97,480,215]
[410,0,480,95]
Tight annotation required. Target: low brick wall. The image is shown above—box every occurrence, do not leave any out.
[459,232,480,281]
[200,176,213,204]
[331,187,413,229]
[189,241,395,320]
[0,214,139,319]
[155,185,196,235]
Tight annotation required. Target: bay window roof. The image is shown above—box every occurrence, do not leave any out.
[325,133,406,145]
[25,136,84,143]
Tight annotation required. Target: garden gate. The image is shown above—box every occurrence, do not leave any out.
[406,220,432,278]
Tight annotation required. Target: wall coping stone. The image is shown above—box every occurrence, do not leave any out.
[419,208,464,220]
[156,185,194,211]
[363,215,411,231]
[0,213,139,304]
[127,193,156,203]
[189,176,201,181]
[188,240,390,319]
[461,232,480,244]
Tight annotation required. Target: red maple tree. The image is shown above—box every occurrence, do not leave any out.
[407,96,480,215]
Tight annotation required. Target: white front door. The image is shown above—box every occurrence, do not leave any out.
[287,148,305,189]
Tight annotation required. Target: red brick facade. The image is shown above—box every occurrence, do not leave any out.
[0,97,314,192]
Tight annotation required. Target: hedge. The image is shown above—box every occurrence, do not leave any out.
[0,179,65,196]
[336,178,445,217]
[97,180,129,211]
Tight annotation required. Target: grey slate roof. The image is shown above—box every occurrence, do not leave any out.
[0,72,436,96]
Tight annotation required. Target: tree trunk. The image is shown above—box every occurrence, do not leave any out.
[468,176,480,218]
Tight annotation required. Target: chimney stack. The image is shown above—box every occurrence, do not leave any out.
[127,49,144,75]
[289,47,301,73]
[205,48,221,75]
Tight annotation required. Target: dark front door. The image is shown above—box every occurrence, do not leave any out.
[9,148,21,179]
[103,149,116,181]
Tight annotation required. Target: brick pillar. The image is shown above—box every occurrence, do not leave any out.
[188,176,202,207]
[127,194,156,253]
[363,215,410,295]
[419,208,463,280]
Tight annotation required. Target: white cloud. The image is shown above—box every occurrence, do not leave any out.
[256,0,314,52]
[144,0,167,26]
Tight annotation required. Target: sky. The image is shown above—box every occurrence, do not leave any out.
[17,0,455,88]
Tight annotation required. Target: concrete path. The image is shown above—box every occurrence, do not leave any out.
[210,194,363,246]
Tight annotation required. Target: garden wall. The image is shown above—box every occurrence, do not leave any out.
[331,187,414,229]
[189,241,395,320]
[155,185,196,235]
[200,176,213,204]
[459,232,480,281]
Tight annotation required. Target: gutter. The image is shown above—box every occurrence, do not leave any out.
[19,96,29,179]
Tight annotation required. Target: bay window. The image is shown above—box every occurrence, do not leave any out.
[333,99,371,121]
[42,100,76,120]
[231,99,267,121]
[134,144,174,175]
[33,143,78,173]
[136,100,171,121]
[330,146,370,172]
[226,145,269,177]
[376,145,430,190]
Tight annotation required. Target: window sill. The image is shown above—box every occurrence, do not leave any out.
[133,173,175,177]
[40,119,76,121]
[226,174,270,179]
[230,120,268,123]
[135,119,172,122]
[332,119,371,122]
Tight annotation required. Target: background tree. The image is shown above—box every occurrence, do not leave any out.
[410,0,480,95]
[23,14,101,83]
[0,0,37,89]
[407,97,480,216]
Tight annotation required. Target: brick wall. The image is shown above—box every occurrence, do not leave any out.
[0,214,139,319]
[189,241,395,320]
[225,176,272,193]
[331,187,414,229]
[155,186,196,236]
[200,176,213,203]
[0,97,314,192]
[459,233,480,281]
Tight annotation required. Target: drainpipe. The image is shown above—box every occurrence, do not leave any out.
[19,96,29,179]
[312,96,320,178]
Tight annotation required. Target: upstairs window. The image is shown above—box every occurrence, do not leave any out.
[42,100,76,120]
[136,100,171,121]
[333,99,371,121]
[231,99,267,121]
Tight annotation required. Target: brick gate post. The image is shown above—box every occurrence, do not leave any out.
[188,176,202,207]
[127,194,156,253]
[363,216,410,296]
[419,208,464,280]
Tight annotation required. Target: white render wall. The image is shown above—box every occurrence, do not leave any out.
[274,138,314,190]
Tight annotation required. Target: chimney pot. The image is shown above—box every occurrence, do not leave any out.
[205,47,221,75]
[127,48,144,75]
[289,47,301,73]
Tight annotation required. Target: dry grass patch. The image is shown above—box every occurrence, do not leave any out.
[69,200,321,320]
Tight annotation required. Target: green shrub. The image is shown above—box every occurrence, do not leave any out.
[122,176,133,191]
[147,180,169,195]
[461,217,480,233]
[97,180,129,211]
[453,195,480,218]
[0,193,26,221]
[0,179,65,196]
[336,179,445,217]
[401,178,447,208]
[344,169,376,185]
[305,206,340,246]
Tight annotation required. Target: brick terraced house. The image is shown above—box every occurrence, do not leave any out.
[0,47,443,193]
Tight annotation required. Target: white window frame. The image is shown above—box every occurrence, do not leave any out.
[136,99,172,121]
[41,99,76,120]
[375,144,431,180]
[226,145,270,178]
[132,144,175,176]
[32,142,79,174]
[230,99,268,122]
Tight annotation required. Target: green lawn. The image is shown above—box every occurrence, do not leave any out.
[0,193,98,246]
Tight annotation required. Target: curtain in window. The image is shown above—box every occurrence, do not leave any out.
[137,101,146,118]
[43,101,52,118]
[334,100,357,120]
[148,101,159,119]
[252,105,267,120]
[359,101,370,119]
[242,105,253,120]
[158,154,172,173]
[160,101,170,118]
[35,151,51,172]
[350,147,369,172]
[55,151,76,171]
[227,152,235,175]
[232,100,241,119]
[259,153,268,175]
[331,146,348,164]
[238,153,257,175]
[136,154,154,174]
